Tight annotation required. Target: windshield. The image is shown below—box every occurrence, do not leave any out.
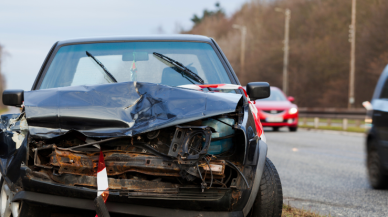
[39,42,232,89]
[257,88,287,101]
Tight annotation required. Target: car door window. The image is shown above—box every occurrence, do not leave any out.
[39,42,232,89]
[380,77,388,99]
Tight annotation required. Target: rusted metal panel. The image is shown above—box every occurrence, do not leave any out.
[49,148,181,177]
[34,146,226,179]
[198,160,225,177]
[48,173,179,193]
[230,190,242,210]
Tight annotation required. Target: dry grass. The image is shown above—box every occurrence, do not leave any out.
[303,118,364,125]
[299,125,366,133]
[299,118,367,133]
[0,108,8,114]
[282,204,328,217]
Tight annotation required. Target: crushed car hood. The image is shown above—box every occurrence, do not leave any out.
[24,82,242,139]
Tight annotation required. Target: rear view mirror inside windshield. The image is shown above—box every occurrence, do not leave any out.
[122,51,149,61]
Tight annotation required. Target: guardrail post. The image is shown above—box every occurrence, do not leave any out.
[303,117,307,125]
[314,117,319,129]
[356,119,360,128]
[327,118,331,126]
[343,119,348,130]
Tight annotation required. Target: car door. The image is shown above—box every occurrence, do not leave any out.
[373,76,388,167]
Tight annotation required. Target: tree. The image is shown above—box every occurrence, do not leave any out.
[184,0,388,108]
[0,44,6,108]
[191,2,225,26]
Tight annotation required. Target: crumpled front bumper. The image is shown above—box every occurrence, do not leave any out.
[13,137,268,217]
[13,191,243,217]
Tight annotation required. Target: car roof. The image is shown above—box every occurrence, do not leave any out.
[270,86,282,91]
[56,35,213,46]
[372,64,388,100]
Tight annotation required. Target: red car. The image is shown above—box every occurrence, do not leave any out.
[255,87,298,131]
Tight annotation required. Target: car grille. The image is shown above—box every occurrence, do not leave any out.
[262,110,285,114]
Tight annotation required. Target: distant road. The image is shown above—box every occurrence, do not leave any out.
[266,128,388,217]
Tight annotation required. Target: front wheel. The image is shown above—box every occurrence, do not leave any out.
[250,158,283,217]
[0,176,21,217]
[367,147,388,189]
[0,175,48,217]
[289,127,297,132]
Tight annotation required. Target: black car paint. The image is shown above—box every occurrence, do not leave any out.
[31,41,58,91]
[0,114,28,183]
[368,65,388,170]
[0,35,265,216]
[24,82,242,139]
[210,38,241,86]
[13,191,244,217]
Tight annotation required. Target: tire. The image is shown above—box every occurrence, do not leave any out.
[289,127,297,132]
[250,158,283,217]
[0,177,20,217]
[272,127,279,132]
[367,147,388,189]
[0,176,49,217]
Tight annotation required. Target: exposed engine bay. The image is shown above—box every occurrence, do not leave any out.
[28,111,248,195]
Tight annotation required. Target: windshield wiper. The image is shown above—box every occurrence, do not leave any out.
[86,51,117,83]
[153,52,204,84]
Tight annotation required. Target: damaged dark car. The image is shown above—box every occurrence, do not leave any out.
[0,35,282,217]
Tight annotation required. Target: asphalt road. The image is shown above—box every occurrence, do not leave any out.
[265,128,388,217]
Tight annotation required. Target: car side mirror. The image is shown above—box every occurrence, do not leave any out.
[2,90,24,107]
[288,96,295,102]
[246,82,270,101]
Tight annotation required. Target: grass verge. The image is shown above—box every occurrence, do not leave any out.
[299,125,365,133]
[282,204,328,217]
[0,108,8,114]
[303,118,364,125]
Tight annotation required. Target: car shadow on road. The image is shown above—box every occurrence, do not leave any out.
[263,127,295,133]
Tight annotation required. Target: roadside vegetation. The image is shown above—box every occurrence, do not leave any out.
[0,45,6,109]
[282,204,329,217]
[301,118,363,124]
[0,108,8,114]
[299,125,366,133]
[185,0,388,108]
[299,118,366,133]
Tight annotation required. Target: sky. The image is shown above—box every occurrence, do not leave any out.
[0,0,248,90]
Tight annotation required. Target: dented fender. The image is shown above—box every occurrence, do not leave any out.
[242,139,268,216]
[0,114,28,183]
